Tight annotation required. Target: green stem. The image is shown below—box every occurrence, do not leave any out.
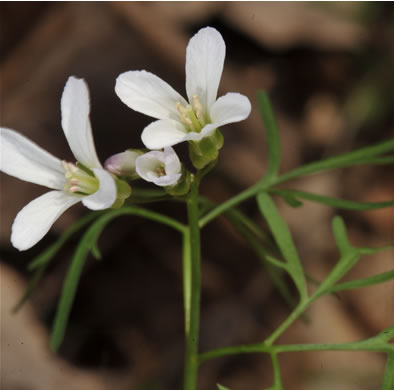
[199,182,261,228]
[264,298,312,346]
[199,341,393,364]
[183,174,202,390]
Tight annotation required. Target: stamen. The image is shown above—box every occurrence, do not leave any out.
[155,164,166,177]
[192,95,203,120]
[62,160,99,195]
[186,105,202,132]
[176,102,192,126]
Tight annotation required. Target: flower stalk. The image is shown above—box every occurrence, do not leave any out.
[183,173,202,390]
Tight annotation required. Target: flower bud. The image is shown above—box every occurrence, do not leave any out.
[104,149,143,178]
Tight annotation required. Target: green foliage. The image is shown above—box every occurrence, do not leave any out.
[257,91,281,182]
[50,206,186,350]
[276,137,394,184]
[382,353,394,390]
[18,91,393,389]
[257,192,307,301]
[271,188,394,211]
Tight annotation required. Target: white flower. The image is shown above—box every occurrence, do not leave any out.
[115,27,251,150]
[136,147,182,187]
[0,76,118,251]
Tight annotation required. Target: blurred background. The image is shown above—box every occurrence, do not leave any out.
[1,2,393,390]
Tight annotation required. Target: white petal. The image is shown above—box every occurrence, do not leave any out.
[163,147,181,176]
[115,70,187,120]
[135,151,181,187]
[61,76,102,168]
[11,191,81,251]
[0,127,65,190]
[153,173,181,187]
[209,92,251,127]
[141,119,189,149]
[185,27,225,110]
[82,168,117,210]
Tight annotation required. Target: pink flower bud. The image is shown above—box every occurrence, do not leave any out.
[104,150,143,178]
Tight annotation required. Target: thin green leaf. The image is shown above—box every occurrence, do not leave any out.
[90,242,102,260]
[28,211,102,271]
[209,199,301,316]
[352,155,394,166]
[326,270,394,293]
[367,325,394,345]
[382,353,394,390]
[279,192,303,208]
[51,206,186,350]
[257,91,281,181]
[12,266,47,313]
[358,245,392,255]
[236,222,299,310]
[276,138,394,184]
[50,233,91,350]
[332,216,354,256]
[257,192,307,301]
[271,189,394,211]
[217,385,231,390]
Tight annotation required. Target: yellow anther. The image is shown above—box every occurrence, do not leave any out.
[192,95,203,120]
[176,102,192,126]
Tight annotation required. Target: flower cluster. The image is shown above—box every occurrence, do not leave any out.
[0,27,251,250]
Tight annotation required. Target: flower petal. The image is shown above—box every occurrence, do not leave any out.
[153,173,182,187]
[209,92,251,127]
[82,168,117,210]
[11,190,81,251]
[163,147,181,176]
[0,127,65,189]
[185,27,225,110]
[115,70,187,120]
[135,149,181,187]
[141,119,189,149]
[61,76,102,168]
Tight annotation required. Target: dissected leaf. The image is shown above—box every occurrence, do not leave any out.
[277,138,394,184]
[257,91,281,182]
[332,216,354,256]
[257,192,307,301]
[271,188,394,211]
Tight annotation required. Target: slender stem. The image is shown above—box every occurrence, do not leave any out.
[198,341,393,364]
[264,297,312,346]
[199,182,261,228]
[271,352,283,389]
[183,174,202,390]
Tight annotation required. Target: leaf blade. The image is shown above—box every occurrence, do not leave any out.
[257,192,307,301]
[257,91,281,181]
[327,270,394,293]
[271,189,394,211]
